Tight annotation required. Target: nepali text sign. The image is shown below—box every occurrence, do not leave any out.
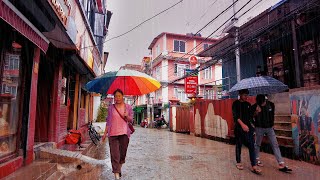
[185,69,198,94]
[48,0,72,26]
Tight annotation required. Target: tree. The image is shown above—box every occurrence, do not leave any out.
[96,105,107,122]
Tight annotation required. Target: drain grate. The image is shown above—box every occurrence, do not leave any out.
[169,155,193,160]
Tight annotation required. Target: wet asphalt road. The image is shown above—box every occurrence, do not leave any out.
[85,127,320,180]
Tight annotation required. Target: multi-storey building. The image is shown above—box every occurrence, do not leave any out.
[135,32,221,123]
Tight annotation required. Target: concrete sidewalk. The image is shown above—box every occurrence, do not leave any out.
[85,127,320,180]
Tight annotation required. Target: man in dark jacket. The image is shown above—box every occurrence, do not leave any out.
[232,89,261,174]
[252,94,292,172]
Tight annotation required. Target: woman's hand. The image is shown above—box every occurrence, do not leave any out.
[102,127,108,142]
[241,124,249,132]
[102,134,107,142]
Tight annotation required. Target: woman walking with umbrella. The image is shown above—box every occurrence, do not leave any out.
[86,69,160,179]
[102,89,134,179]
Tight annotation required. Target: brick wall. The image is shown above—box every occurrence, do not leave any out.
[78,108,86,128]
[58,106,69,142]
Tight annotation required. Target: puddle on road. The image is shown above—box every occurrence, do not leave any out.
[169,155,193,160]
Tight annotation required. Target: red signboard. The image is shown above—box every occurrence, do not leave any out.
[189,56,198,65]
[185,76,198,94]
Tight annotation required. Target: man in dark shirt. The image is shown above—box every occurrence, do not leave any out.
[252,94,292,172]
[232,89,261,174]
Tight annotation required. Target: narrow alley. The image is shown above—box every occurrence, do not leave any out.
[85,127,320,180]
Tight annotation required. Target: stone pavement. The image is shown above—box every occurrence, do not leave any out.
[85,127,320,180]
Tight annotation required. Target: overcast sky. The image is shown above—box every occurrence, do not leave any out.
[104,0,281,72]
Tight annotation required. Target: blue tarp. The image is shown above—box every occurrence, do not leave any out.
[269,0,288,11]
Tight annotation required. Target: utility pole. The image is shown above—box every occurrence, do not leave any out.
[144,56,153,126]
[291,20,301,87]
[233,0,241,82]
[235,28,240,82]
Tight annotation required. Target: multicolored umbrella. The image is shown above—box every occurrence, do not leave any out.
[85,69,161,95]
[228,76,288,95]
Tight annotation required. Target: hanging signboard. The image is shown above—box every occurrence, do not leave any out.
[185,69,198,94]
[189,55,198,65]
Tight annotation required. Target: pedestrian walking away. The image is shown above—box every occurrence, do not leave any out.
[232,89,262,174]
[252,94,292,172]
[102,89,134,179]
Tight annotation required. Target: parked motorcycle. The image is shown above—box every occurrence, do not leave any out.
[140,119,148,128]
[154,116,168,129]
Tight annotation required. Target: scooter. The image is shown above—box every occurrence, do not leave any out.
[154,118,168,129]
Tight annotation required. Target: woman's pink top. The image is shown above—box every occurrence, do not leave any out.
[106,104,133,138]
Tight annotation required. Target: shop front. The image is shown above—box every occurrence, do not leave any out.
[295,11,320,87]
[288,0,320,164]
[0,20,32,165]
[0,0,49,177]
[134,105,147,125]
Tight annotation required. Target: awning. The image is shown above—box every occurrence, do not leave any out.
[65,51,96,80]
[0,0,50,53]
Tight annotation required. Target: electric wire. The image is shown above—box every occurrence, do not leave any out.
[148,0,243,79]
[80,0,184,49]
[166,0,257,85]
[168,0,318,88]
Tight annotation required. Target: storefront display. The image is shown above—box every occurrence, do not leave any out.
[0,48,21,159]
[300,40,320,87]
[267,52,285,82]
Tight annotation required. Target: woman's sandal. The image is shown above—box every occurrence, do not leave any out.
[236,163,244,170]
[279,166,292,172]
[257,160,263,167]
[251,167,262,175]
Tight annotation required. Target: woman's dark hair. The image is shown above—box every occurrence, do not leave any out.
[113,89,124,96]
[256,94,266,105]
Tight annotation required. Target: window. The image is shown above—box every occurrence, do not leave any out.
[173,40,186,53]
[86,0,91,20]
[203,43,210,50]
[205,89,214,99]
[2,86,18,96]
[126,99,133,105]
[4,54,20,70]
[175,64,189,77]
[83,0,95,29]
[94,13,105,37]
[204,66,212,79]
[0,51,22,159]
[60,78,67,105]
[156,45,160,57]
[155,90,161,102]
[155,66,161,80]
[174,88,187,102]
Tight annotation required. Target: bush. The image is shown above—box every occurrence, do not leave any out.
[96,105,107,122]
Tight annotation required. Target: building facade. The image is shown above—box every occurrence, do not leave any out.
[135,32,220,124]
[198,0,320,165]
[0,0,111,178]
